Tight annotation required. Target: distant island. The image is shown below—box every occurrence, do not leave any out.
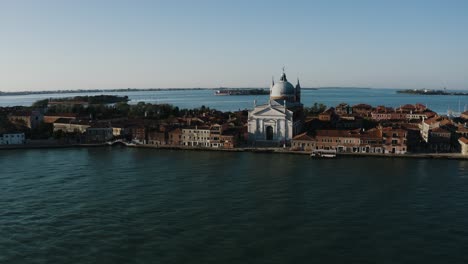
[398,89,468,96]
[32,95,129,108]
[214,88,270,96]
[0,88,207,96]
[0,87,326,96]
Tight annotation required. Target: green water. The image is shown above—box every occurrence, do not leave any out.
[1,148,467,263]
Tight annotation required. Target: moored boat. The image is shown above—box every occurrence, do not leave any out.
[310,149,337,158]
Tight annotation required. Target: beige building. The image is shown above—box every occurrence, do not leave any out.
[182,126,211,147]
[53,118,90,133]
[291,132,315,151]
[459,137,468,155]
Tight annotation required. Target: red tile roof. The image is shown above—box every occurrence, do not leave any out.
[293,132,315,141]
[316,129,360,138]
[431,127,450,134]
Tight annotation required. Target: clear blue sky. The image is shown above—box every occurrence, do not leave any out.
[1,0,467,91]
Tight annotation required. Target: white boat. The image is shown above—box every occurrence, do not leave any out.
[310,149,337,158]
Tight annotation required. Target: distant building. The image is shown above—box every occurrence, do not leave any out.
[335,103,352,115]
[318,107,337,122]
[420,116,443,142]
[352,104,372,117]
[8,110,43,129]
[248,69,303,146]
[86,124,113,143]
[53,118,90,133]
[182,126,211,147]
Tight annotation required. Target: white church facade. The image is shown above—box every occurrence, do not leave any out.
[248,70,304,146]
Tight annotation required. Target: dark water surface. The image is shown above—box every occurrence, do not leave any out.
[1,148,468,263]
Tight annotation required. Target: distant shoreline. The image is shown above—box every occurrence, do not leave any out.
[1,143,467,160]
[0,87,390,96]
[0,88,209,96]
[397,89,468,96]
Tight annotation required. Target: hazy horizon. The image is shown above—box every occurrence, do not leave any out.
[3,86,468,93]
[1,0,467,91]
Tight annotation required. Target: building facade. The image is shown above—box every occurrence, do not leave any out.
[182,126,211,147]
[0,133,25,145]
[248,70,303,146]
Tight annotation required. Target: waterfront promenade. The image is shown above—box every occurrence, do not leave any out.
[2,142,468,160]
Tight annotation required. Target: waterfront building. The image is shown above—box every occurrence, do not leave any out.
[315,129,363,153]
[0,133,25,145]
[359,128,384,153]
[53,118,90,134]
[248,69,303,146]
[128,125,146,144]
[291,132,315,151]
[296,127,406,154]
[459,137,468,155]
[209,123,227,148]
[182,126,211,147]
[219,132,238,149]
[86,124,114,143]
[148,130,167,145]
[382,127,407,154]
[427,127,452,152]
[420,116,443,142]
[167,128,182,145]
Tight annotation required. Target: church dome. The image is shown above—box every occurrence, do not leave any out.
[270,72,295,100]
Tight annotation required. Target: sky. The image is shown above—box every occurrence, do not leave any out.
[0,0,467,91]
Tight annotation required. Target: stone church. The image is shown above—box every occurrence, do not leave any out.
[248,70,304,146]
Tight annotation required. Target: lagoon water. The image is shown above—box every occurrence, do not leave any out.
[1,147,468,263]
[1,88,467,114]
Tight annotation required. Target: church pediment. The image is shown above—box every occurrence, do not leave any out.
[252,106,287,117]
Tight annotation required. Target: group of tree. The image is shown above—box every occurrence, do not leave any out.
[304,102,327,116]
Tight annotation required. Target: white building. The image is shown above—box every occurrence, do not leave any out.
[0,133,26,145]
[460,137,468,155]
[248,70,303,146]
[182,127,211,147]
